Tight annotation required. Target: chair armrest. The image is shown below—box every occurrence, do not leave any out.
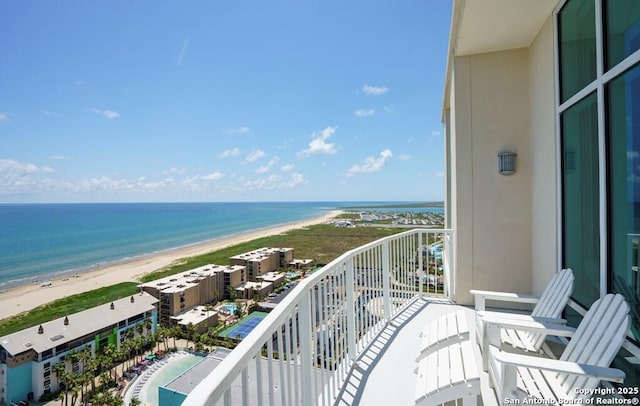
[493,349,625,383]
[477,311,566,325]
[481,315,576,337]
[470,289,539,311]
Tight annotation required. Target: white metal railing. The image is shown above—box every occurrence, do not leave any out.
[186,228,454,405]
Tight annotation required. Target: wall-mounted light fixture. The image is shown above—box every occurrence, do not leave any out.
[498,152,517,175]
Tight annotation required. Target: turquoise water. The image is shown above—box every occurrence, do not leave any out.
[143,354,204,406]
[0,201,443,290]
[0,202,334,289]
[220,304,237,314]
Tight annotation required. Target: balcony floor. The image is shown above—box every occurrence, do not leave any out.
[334,298,499,406]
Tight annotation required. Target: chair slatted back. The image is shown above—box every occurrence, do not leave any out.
[556,294,630,400]
[526,268,575,349]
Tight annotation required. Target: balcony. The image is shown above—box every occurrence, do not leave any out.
[183,229,492,405]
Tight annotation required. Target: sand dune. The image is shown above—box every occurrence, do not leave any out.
[0,210,341,321]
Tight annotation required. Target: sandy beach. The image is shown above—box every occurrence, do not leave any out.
[0,210,342,321]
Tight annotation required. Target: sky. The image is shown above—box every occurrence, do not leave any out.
[0,1,452,203]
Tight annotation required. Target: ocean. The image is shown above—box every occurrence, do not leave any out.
[0,201,444,290]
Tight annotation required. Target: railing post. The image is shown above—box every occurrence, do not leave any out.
[299,292,314,406]
[345,258,357,366]
[382,243,391,322]
[446,231,455,301]
[418,232,424,300]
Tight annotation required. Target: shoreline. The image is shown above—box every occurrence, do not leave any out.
[0,210,342,321]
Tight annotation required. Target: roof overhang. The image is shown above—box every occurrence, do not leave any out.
[442,0,562,120]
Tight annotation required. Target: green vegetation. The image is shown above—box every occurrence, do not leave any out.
[140,224,404,282]
[0,282,138,336]
[1,223,405,336]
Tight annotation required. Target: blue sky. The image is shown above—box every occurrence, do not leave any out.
[0,1,451,203]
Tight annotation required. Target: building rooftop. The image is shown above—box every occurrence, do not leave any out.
[235,281,271,291]
[170,305,217,327]
[259,271,284,282]
[230,247,293,262]
[139,264,245,291]
[0,292,158,356]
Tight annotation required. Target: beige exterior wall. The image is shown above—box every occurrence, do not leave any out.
[528,16,558,295]
[449,48,533,304]
[225,267,244,287]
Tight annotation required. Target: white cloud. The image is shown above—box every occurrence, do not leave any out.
[163,167,187,175]
[431,130,441,136]
[238,172,307,191]
[0,159,48,176]
[103,110,120,119]
[383,105,394,114]
[42,111,60,118]
[346,149,393,177]
[256,156,280,174]
[0,159,57,195]
[227,126,251,135]
[362,85,389,96]
[281,163,294,172]
[244,149,266,163]
[0,112,10,122]
[284,172,306,187]
[219,148,242,158]
[297,126,337,158]
[202,170,224,181]
[90,108,120,119]
[398,154,411,160]
[354,109,375,117]
[48,155,69,161]
[177,39,189,67]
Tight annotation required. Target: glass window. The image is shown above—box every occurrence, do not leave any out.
[607,63,640,343]
[562,92,600,307]
[558,0,597,102]
[605,0,640,70]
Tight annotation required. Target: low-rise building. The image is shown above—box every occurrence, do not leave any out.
[230,248,294,280]
[288,259,314,271]
[170,305,218,334]
[234,281,273,300]
[139,264,245,324]
[0,293,158,405]
[259,271,285,288]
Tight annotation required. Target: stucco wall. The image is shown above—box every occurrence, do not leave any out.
[451,48,532,304]
[528,16,558,295]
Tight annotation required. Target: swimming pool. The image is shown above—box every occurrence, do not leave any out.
[220,304,237,314]
[139,353,204,406]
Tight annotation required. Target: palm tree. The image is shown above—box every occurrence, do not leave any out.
[157,326,170,352]
[129,397,142,406]
[144,317,153,337]
[226,285,237,300]
[170,325,181,350]
[53,361,66,398]
[186,322,195,349]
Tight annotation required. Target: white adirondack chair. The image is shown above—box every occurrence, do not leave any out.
[485,294,630,405]
[471,268,574,369]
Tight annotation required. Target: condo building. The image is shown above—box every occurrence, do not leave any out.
[229,248,294,280]
[0,293,158,405]
[139,264,245,325]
